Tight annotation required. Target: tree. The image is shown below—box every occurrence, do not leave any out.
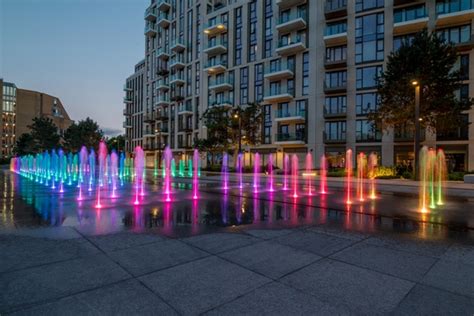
[63,117,103,152]
[28,117,60,151]
[372,30,472,133]
[14,133,37,156]
[106,135,126,152]
[196,102,263,165]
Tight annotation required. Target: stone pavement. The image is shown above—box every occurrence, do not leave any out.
[1,224,473,315]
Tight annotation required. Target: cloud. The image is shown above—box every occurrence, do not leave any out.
[102,127,123,137]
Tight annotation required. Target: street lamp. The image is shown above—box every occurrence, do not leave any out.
[233,111,242,153]
[411,79,421,180]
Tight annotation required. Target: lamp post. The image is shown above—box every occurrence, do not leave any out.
[234,111,242,153]
[155,127,162,169]
[411,80,421,180]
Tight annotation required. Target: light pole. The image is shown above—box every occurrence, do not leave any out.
[234,111,242,153]
[155,127,162,169]
[411,79,421,180]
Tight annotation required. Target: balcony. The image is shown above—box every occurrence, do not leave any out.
[157,79,169,91]
[123,84,132,91]
[275,36,306,56]
[123,96,133,104]
[143,130,155,138]
[144,23,157,37]
[394,129,426,142]
[144,7,157,21]
[324,58,347,69]
[171,90,185,101]
[325,0,347,20]
[171,39,186,53]
[178,104,193,114]
[157,47,170,60]
[158,125,170,134]
[436,1,474,27]
[155,96,170,107]
[208,77,233,92]
[123,120,132,128]
[324,81,347,94]
[170,74,185,85]
[324,106,346,118]
[209,98,233,108]
[275,132,305,145]
[393,12,428,35]
[203,18,227,36]
[144,112,155,123]
[123,108,132,116]
[455,34,474,51]
[170,56,185,70]
[275,109,305,122]
[276,0,307,10]
[324,29,347,46]
[276,12,307,34]
[204,60,227,74]
[157,66,169,76]
[264,62,294,81]
[263,88,294,103]
[157,12,170,28]
[178,125,193,132]
[323,132,346,144]
[204,39,228,56]
[157,0,171,12]
[156,110,170,120]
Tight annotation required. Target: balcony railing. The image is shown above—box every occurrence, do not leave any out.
[277,35,306,48]
[324,106,346,117]
[324,80,347,93]
[275,132,305,142]
[144,23,157,37]
[144,7,157,21]
[209,98,233,107]
[178,104,193,113]
[324,132,346,143]
[437,0,473,15]
[276,108,305,119]
[209,76,234,87]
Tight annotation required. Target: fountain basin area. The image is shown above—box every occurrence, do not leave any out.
[1,144,474,314]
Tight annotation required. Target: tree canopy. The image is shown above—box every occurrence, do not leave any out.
[106,135,126,152]
[63,117,103,152]
[28,117,61,151]
[14,133,37,156]
[372,30,472,132]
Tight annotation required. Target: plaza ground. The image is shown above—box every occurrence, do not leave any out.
[1,169,473,315]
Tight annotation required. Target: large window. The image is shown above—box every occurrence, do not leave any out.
[234,7,242,65]
[356,120,381,142]
[263,104,272,144]
[356,66,382,90]
[255,63,264,102]
[326,45,347,63]
[325,70,347,88]
[248,1,257,62]
[356,93,379,115]
[355,0,384,12]
[394,4,426,23]
[325,96,347,115]
[240,67,248,105]
[436,0,472,15]
[302,52,309,95]
[355,13,384,64]
[325,21,347,36]
[393,34,416,51]
[263,0,273,58]
[437,25,471,45]
[325,121,346,141]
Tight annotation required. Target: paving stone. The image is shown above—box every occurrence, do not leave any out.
[0,227,81,240]
[244,229,294,240]
[139,256,270,315]
[109,239,207,276]
[274,230,355,256]
[307,225,370,241]
[205,282,351,315]
[88,231,166,252]
[10,279,177,316]
[0,254,130,313]
[182,232,259,254]
[0,235,99,273]
[394,284,474,315]
[364,234,451,258]
[330,243,437,282]
[220,241,320,279]
[421,259,474,298]
[441,243,474,266]
[281,258,414,314]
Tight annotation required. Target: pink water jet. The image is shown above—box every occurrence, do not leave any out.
[110,150,119,198]
[222,153,229,191]
[368,153,378,199]
[283,154,289,190]
[163,147,172,202]
[356,153,367,202]
[291,154,298,198]
[253,153,260,194]
[345,149,353,205]
[268,154,274,192]
[305,152,313,195]
[237,153,243,190]
[96,141,108,208]
[133,146,145,205]
[320,154,328,194]
[192,149,199,199]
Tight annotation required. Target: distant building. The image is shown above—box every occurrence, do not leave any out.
[124,59,146,153]
[0,79,74,159]
[124,0,474,171]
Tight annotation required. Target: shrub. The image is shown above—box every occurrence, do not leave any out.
[448,172,465,181]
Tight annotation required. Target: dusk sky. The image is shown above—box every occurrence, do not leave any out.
[1,0,149,136]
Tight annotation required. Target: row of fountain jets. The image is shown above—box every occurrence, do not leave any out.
[10,141,446,213]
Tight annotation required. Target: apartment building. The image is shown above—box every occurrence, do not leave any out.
[1,79,73,159]
[124,60,146,153]
[124,0,474,171]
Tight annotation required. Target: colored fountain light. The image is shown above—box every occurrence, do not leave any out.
[283,154,289,190]
[268,153,274,192]
[345,149,353,205]
[419,146,447,213]
[237,153,243,190]
[356,153,367,202]
[253,153,260,194]
[95,141,108,208]
[320,154,327,194]
[193,149,199,199]
[163,146,173,202]
[292,154,298,198]
[305,152,313,196]
[368,152,378,199]
[222,153,229,191]
[133,146,145,205]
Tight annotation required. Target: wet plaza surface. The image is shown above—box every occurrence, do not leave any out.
[1,169,474,315]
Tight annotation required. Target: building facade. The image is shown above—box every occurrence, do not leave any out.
[0,79,73,159]
[124,0,474,171]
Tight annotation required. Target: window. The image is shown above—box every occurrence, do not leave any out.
[325,121,346,141]
[437,25,471,44]
[356,93,379,115]
[437,114,469,140]
[325,21,347,36]
[325,70,347,88]
[356,120,381,142]
[325,96,347,115]
[287,79,295,96]
[234,7,243,65]
[437,0,472,15]
[394,4,426,23]
[296,100,307,117]
[355,13,384,64]
[355,0,384,12]
[393,34,416,51]
[255,63,264,102]
[302,52,309,95]
[356,66,382,89]
[326,45,347,63]
[248,1,257,62]
[263,0,273,58]
[240,67,248,104]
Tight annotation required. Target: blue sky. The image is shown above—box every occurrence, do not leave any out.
[1,0,149,136]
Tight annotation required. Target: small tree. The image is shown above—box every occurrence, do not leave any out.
[64,117,103,152]
[372,30,472,133]
[14,133,37,156]
[106,135,126,152]
[28,117,60,152]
